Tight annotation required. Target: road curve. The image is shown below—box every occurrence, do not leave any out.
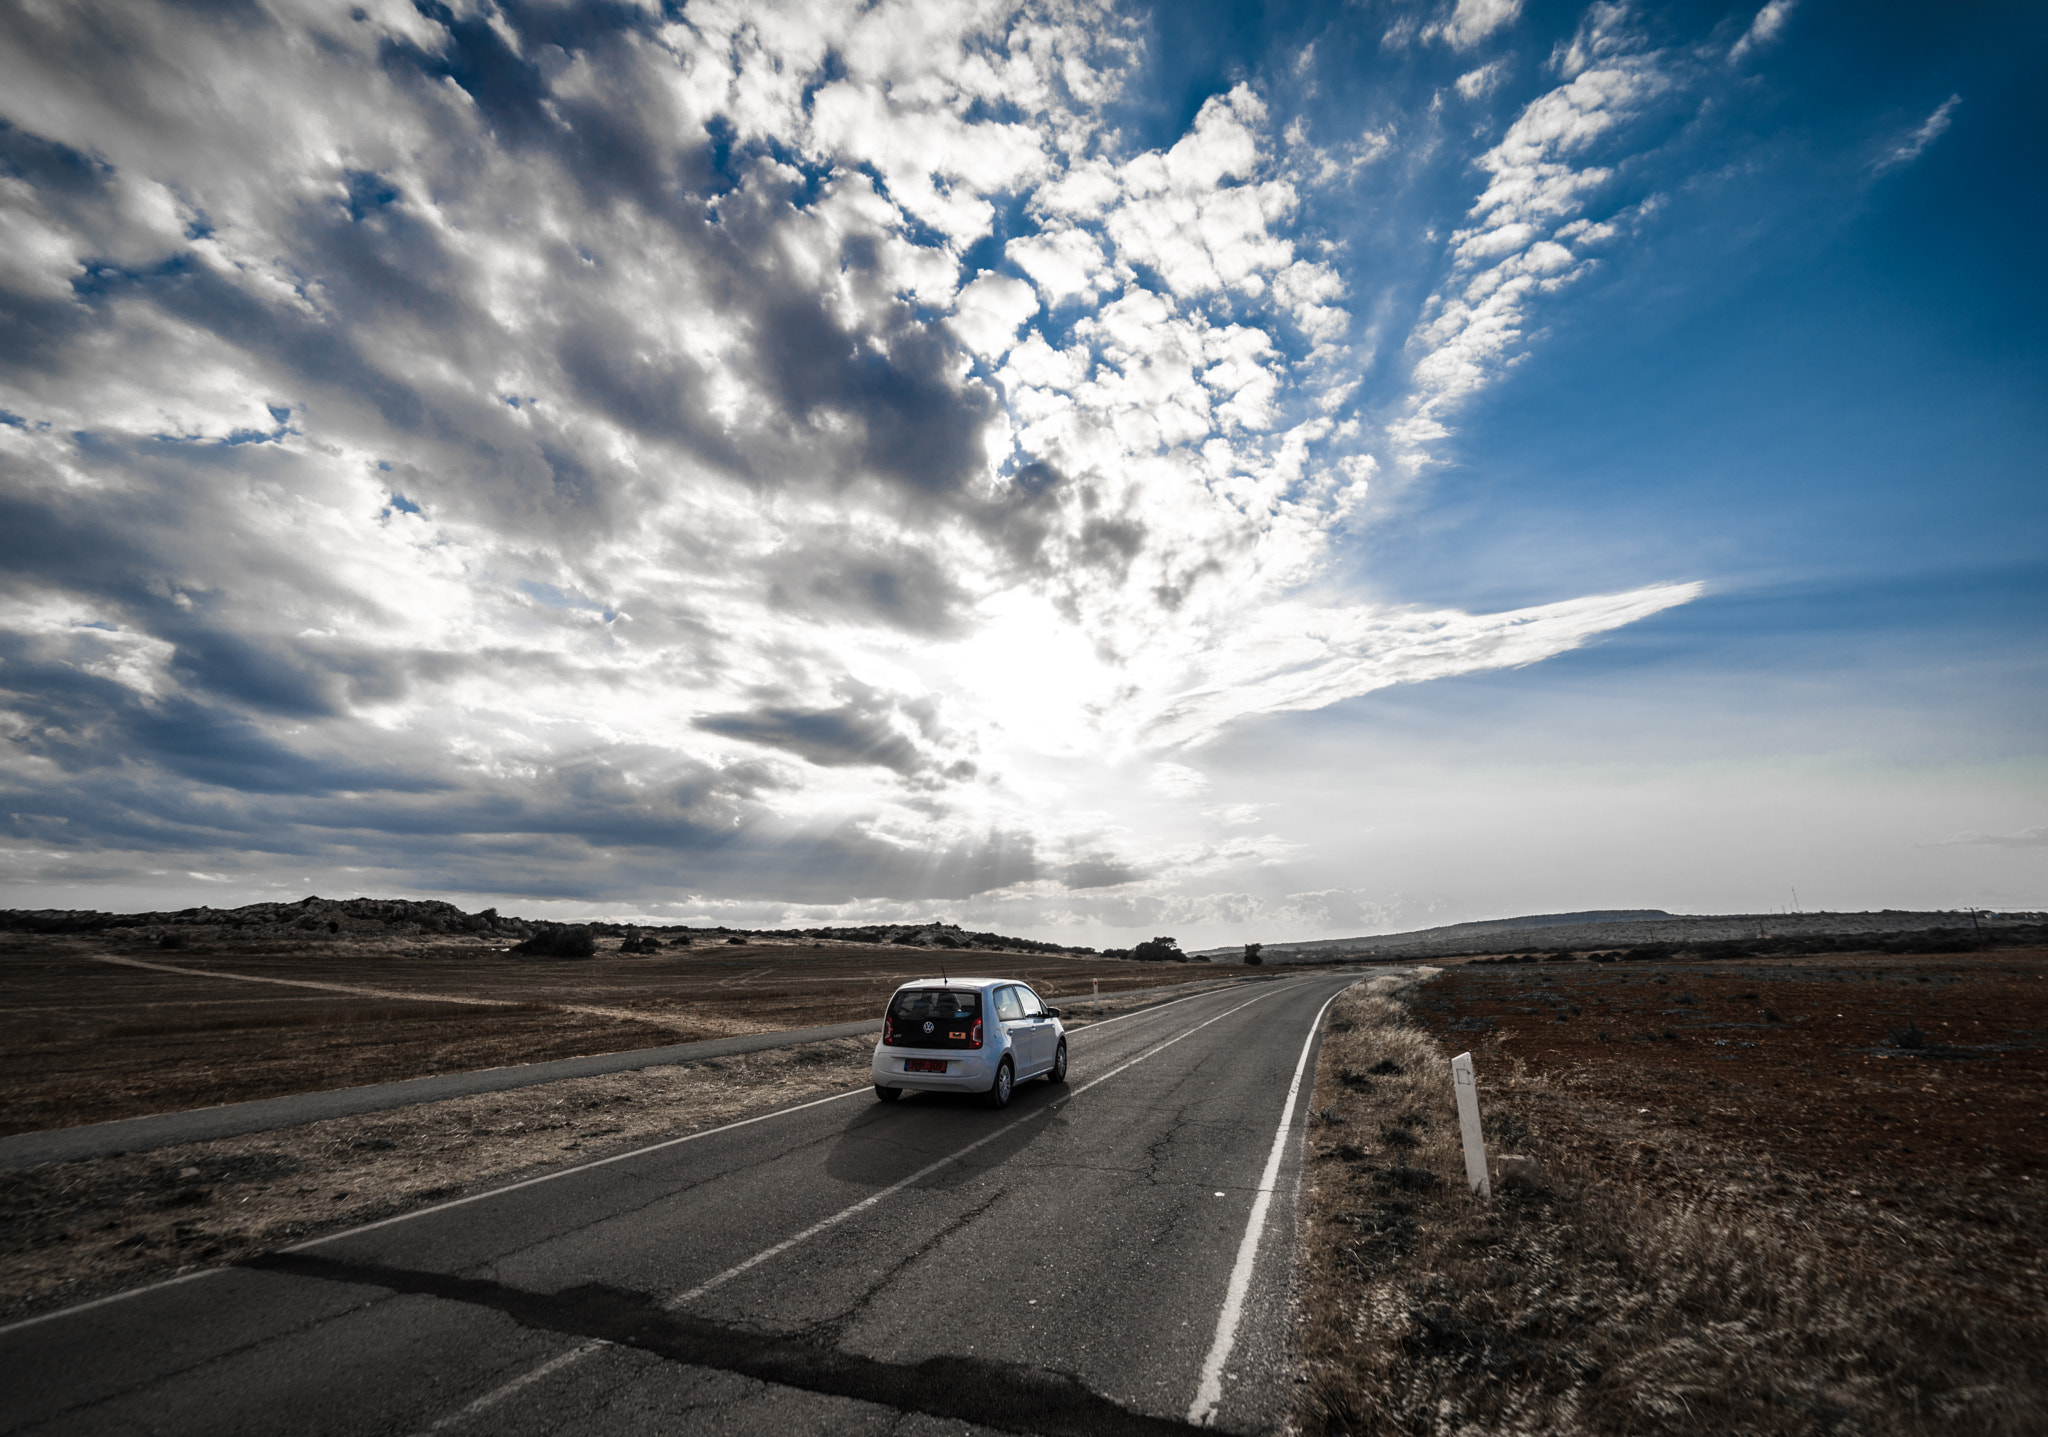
[3,973,1365,1436]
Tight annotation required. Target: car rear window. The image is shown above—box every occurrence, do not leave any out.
[888,989,982,1021]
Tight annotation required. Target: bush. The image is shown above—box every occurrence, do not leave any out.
[1244,942,1264,965]
[1132,936,1184,962]
[510,926,597,959]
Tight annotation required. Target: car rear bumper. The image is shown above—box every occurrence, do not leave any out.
[871,1046,991,1092]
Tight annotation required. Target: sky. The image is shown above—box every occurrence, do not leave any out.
[0,0,2042,946]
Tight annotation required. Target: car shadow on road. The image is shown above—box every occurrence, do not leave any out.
[819,1076,1068,1189]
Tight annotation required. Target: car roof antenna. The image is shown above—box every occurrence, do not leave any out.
[939,959,949,982]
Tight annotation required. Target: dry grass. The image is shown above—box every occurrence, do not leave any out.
[1295,975,2048,1436]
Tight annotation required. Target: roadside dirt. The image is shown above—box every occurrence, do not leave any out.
[1295,950,2048,1436]
[0,929,1237,1134]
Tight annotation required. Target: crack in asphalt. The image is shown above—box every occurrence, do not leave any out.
[241,1252,1205,1437]
[802,1184,1012,1342]
[1140,1106,1198,1189]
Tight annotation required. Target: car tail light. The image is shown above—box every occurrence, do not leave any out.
[884,1015,896,1045]
[970,1019,982,1048]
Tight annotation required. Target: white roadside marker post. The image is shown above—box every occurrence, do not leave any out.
[1451,1051,1490,1197]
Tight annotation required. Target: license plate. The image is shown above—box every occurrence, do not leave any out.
[904,1058,947,1073]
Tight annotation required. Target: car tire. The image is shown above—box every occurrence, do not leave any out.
[874,1084,902,1102]
[983,1058,1014,1110]
[1046,1040,1068,1084]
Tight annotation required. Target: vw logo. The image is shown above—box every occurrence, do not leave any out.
[923,1020,934,1033]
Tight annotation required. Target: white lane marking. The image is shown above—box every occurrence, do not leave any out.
[0,1269,217,1341]
[1186,983,1351,1427]
[0,979,1255,1339]
[422,984,1296,1431]
[424,1339,608,1432]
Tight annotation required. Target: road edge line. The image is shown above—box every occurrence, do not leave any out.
[1187,980,1354,1426]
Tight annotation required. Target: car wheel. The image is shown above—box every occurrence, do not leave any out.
[874,1084,902,1102]
[1046,1040,1068,1084]
[983,1058,1014,1110]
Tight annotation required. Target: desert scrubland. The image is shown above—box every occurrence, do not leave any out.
[9,906,2045,1434]
[1297,948,2048,1435]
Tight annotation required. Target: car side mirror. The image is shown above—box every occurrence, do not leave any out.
[1045,1006,1061,1017]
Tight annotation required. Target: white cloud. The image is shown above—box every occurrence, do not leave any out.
[1089,86,1299,300]
[1456,59,1511,100]
[1009,227,1110,303]
[1149,762,1211,797]
[1426,0,1525,52]
[1873,93,1962,173]
[949,273,1041,358]
[0,0,1703,925]
[1729,0,1796,65]
[1393,12,1674,463]
[1134,582,1705,749]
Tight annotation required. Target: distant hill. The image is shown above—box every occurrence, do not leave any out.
[1195,908,2045,962]
[0,897,1097,954]
[1201,910,1671,956]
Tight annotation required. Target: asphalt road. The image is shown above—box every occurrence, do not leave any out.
[3,972,1366,1436]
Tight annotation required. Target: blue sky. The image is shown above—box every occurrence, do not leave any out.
[0,0,2040,941]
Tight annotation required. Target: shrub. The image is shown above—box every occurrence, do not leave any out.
[1132,936,1184,962]
[510,926,597,959]
[1245,942,1264,965]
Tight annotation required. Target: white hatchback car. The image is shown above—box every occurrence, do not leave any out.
[871,978,1068,1108]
